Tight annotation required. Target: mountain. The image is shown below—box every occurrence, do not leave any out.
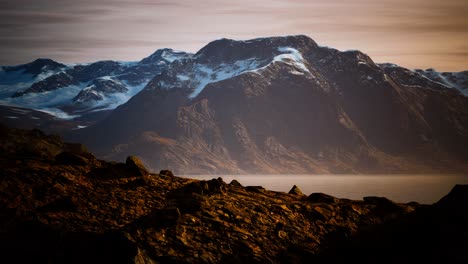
[1,125,467,263]
[415,68,468,96]
[0,49,190,126]
[68,35,468,174]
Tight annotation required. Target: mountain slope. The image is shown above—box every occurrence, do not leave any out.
[70,35,468,174]
[0,49,190,121]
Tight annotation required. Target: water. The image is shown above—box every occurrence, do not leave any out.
[184,174,468,204]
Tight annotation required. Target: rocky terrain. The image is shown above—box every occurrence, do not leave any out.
[1,124,467,263]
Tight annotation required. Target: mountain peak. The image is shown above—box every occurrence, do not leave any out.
[3,58,67,76]
[194,35,318,64]
[139,48,190,65]
[31,58,61,65]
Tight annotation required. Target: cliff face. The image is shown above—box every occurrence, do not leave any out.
[1,125,467,263]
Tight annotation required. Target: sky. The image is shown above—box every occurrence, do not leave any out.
[0,0,467,71]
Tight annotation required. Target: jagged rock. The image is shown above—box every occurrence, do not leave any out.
[126,156,149,176]
[288,185,304,196]
[229,179,243,188]
[159,170,174,177]
[55,151,89,166]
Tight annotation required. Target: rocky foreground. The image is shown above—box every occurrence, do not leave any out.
[0,124,467,263]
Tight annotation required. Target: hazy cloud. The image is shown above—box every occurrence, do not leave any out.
[0,0,466,71]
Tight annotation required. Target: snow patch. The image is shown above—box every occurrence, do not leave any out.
[175,47,312,98]
[161,51,184,62]
[39,108,79,119]
[177,74,190,81]
[274,47,310,73]
[87,80,149,111]
[119,61,138,67]
[250,47,310,75]
[189,58,260,98]
[97,76,113,81]
[0,83,86,118]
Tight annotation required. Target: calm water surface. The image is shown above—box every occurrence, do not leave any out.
[184,174,468,204]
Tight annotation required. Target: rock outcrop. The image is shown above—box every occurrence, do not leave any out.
[1,125,467,263]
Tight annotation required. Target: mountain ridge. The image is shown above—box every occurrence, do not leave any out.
[67,35,468,174]
[1,35,468,174]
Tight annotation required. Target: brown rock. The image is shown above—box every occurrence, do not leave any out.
[159,170,174,177]
[229,179,243,188]
[126,156,149,176]
[246,186,266,193]
[288,185,304,196]
[307,193,338,204]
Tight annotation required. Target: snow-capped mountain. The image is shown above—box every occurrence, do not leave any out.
[415,69,468,96]
[377,64,468,97]
[0,49,190,120]
[68,35,468,174]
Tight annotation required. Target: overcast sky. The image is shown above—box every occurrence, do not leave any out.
[0,0,467,71]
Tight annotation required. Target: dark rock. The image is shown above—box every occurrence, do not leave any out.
[229,179,243,188]
[363,196,403,215]
[363,196,400,208]
[159,169,174,177]
[13,72,74,97]
[307,193,338,203]
[435,184,468,211]
[39,196,77,212]
[73,78,128,103]
[55,151,89,166]
[120,178,146,189]
[134,208,181,228]
[126,156,149,176]
[288,185,304,196]
[246,186,266,193]
[57,231,140,264]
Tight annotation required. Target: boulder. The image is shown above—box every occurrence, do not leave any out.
[288,185,304,196]
[229,179,243,188]
[126,156,149,176]
[307,193,338,204]
[159,170,174,177]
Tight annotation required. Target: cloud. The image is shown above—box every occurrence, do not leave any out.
[0,0,466,71]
